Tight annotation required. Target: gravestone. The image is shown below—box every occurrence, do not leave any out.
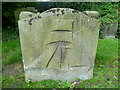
[102,22,118,38]
[18,8,100,82]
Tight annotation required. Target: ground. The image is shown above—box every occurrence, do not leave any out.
[2,38,119,88]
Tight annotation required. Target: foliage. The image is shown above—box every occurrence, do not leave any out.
[2,27,19,41]
[2,39,22,66]
[2,2,36,29]
[96,39,118,65]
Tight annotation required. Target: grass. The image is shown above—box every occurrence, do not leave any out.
[95,39,118,65]
[0,41,2,90]
[2,38,118,88]
[2,39,22,66]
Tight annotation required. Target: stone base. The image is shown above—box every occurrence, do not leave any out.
[25,66,94,82]
[104,35,115,39]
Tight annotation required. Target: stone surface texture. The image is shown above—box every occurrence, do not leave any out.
[82,11,99,19]
[18,8,100,82]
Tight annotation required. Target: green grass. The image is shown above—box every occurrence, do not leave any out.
[95,39,118,65]
[77,66,118,88]
[2,75,72,88]
[0,42,2,90]
[2,38,118,88]
[2,39,22,66]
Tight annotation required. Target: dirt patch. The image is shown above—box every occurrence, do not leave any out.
[108,59,118,68]
[2,62,25,88]
[2,62,24,76]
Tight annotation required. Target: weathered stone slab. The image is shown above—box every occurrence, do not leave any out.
[18,8,100,82]
[102,22,118,38]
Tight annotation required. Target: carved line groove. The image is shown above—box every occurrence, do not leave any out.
[72,21,74,40]
[52,30,71,32]
[71,65,89,67]
[60,47,62,68]
[47,41,72,45]
[46,45,59,68]
[60,48,67,68]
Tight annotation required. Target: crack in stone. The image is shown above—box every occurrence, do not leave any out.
[87,66,93,71]
[72,21,74,40]
[60,46,63,68]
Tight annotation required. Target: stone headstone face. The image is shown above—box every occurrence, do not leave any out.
[18,8,100,82]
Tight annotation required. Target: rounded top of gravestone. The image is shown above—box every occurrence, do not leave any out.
[40,8,100,19]
[19,11,37,20]
[39,8,81,17]
[19,8,81,20]
[15,7,38,20]
[82,11,100,19]
[19,8,99,22]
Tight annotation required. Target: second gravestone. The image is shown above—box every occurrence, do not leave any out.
[18,8,100,82]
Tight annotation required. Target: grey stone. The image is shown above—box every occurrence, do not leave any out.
[82,11,99,19]
[102,22,118,39]
[18,8,100,82]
